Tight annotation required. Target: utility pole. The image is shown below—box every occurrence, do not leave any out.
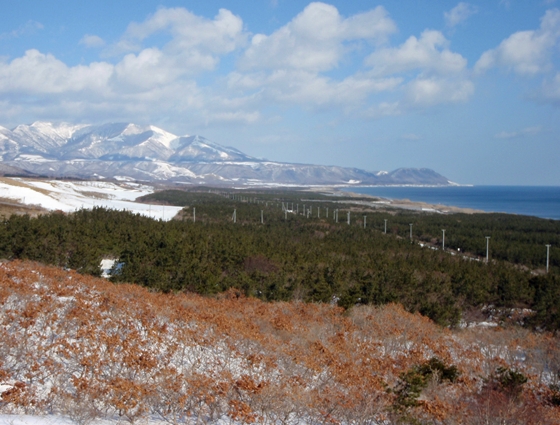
[546,244,551,273]
[384,219,387,234]
[193,207,196,223]
[485,237,490,263]
[233,209,236,223]
[442,229,445,251]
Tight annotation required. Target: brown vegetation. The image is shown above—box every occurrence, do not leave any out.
[0,260,559,423]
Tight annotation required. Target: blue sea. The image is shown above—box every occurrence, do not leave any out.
[342,186,560,221]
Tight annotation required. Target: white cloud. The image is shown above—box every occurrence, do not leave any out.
[80,35,105,48]
[402,133,422,140]
[366,30,467,76]
[0,20,43,41]
[363,29,473,109]
[405,77,474,107]
[0,7,252,129]
[241,2,396,72]
[475,8,560,75]
[444,3,478,28]
[362,102,402,118]
[500,0,512,9]
[494,126,542,138]
[118,7,246,56]
[0,4,479,130]
[538,72,560,104]
[0,50,113,94]
[227,69,401,110]
[105,7,247,78]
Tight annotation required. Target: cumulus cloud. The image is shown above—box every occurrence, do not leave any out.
[228,69,401,109]
[116,8,245,56]
[0,50,113,94]
[105,7,247,77]
[405,77,474,107]
[366,30,467,76]
[0,7,253,129]
[241,2,396,72]
[80,35,105,48]
[0,4,479,130]
[475,8,560,75]
[444,3,478,28]
[365,30,473,108]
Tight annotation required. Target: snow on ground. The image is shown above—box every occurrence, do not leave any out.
[0,178,183,221]
[0,415,240,425]
[0,415,76,425]
[0,415,209,425]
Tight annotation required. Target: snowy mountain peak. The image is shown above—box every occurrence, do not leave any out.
[121,123,146,136]
[148,125,180,149]
[29,121,88,139]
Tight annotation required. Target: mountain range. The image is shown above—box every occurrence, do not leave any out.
[0,122,453,186]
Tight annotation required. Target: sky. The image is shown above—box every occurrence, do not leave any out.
[1,1,560,185]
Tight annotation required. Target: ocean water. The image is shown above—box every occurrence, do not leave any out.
[342,186,560,220]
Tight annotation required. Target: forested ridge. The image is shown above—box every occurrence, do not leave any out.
[0,188,558,329]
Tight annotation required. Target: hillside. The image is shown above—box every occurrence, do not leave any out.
[1,260,559,424]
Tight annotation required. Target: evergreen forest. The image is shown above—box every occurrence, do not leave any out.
[1,187,558,330]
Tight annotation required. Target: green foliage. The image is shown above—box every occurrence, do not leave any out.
[549,383,560,406]
[529,274,560,332]
[493,367,528,398]
[392,357,459,414]
[0,188,558,331]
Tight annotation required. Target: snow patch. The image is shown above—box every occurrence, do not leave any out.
[0,178,183,221]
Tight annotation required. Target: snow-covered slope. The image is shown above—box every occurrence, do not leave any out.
[0,178,183,220]
[0,121,453,186]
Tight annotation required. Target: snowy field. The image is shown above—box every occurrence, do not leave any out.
[0,178,183,220]
[0,415,92,425]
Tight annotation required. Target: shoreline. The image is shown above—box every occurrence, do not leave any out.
[305,186,486,215]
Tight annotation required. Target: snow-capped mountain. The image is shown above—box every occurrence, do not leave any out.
[0,122,452,186]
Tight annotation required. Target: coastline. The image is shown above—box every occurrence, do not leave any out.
[321,184,560,220]
[306,185,486,215]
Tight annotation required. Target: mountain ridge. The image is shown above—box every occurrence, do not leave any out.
[0,121,454,186]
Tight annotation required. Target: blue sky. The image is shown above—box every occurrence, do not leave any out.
[1,1,560,185]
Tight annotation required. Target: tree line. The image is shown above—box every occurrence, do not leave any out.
[0,187,558,331]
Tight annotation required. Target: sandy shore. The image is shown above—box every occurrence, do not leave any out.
[307,186,485,215]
